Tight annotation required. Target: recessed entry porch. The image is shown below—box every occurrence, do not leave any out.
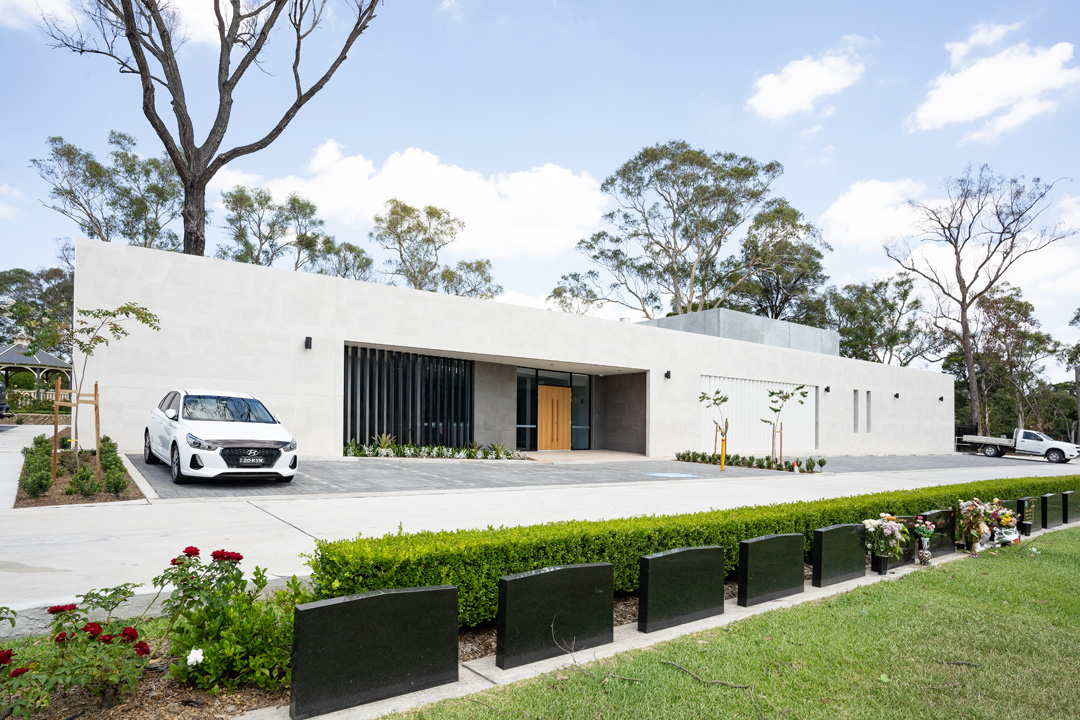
[343,344,648,455]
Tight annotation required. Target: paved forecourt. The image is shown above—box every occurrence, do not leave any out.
[2,425,1078,628]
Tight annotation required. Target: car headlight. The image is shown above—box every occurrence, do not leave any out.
[283,439,297,453]
[186,433,220,451]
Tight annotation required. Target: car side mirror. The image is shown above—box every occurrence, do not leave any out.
[165,408,177,421]
[274,414,282,423]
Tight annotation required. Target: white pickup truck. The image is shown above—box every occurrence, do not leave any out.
[962,428,1078,463]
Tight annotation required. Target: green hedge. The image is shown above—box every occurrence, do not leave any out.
[306,474,1078,626]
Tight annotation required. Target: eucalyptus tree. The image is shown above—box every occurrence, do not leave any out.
[550,140,787,318]
[43,0,380,256]
[884,165,1073,434]
[826,274,940,366]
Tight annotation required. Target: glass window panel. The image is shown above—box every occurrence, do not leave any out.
[537,369,571,387]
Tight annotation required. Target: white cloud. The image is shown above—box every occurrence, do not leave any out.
[0,0,72,30]
[1059,194,1080,232]
[0,184,25,220]
[818,178,925,250]
[439,0,464,22]
[745,38,866,120]
[170,0,226,46]
[800,125,824,137]
[231,141,607,260]
[910,37,1080,142]
[945,22,1021,67]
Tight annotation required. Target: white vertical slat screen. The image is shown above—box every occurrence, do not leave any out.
[700,375,817,454]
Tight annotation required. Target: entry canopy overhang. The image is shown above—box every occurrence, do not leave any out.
[346,341,647,377]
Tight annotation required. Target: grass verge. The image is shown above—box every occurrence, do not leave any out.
[393,526,1080,720]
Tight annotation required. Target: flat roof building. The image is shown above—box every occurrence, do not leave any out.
[74,240,954,458]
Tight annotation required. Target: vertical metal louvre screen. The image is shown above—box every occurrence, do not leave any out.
[700,375,817,454]
[344,346,474,447]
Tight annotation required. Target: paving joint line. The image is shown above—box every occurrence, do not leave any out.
[245,500,319,541]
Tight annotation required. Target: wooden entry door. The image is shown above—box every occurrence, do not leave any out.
[537,386,572,450]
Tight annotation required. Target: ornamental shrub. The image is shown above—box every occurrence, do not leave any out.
[307,474,1079,627]
[104,466,128,495]
[20,470,53,498]
[66,465,102,496]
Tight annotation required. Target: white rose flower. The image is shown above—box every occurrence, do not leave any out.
[186,648,204,666]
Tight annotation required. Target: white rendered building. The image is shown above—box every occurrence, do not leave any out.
[74,240,954,458]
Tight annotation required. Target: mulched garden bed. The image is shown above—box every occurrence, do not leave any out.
[13,434,145,509]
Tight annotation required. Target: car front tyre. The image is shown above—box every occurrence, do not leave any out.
[982,445,999,458]
[1046,449,1065,464]
[144,430,159,465]
[171,445,189,484]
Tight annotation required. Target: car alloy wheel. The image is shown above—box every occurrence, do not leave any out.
[171,446,188,484]
[1047,449,1064,464]
[982,445,999,458]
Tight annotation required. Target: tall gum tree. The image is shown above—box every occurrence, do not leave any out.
[44,0,380,256]
[884,164,1073,435]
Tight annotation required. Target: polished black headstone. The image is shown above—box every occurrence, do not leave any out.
[638,547,724,633]
[1064,491,1074,524]
[496,563,613,670]
[1017,497,1035,536]
[920,509,956,555]
[290,585,458,720]
[1041,493,1064,529]
[738,533,804,607]
[812,524,866,588]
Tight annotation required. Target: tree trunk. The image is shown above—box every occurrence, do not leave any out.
[182,180,207,256]
[959,312,982,434]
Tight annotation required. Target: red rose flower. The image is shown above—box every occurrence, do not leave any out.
[121,627,138,642]
[0,649,13,665]
[55,632,69,644]
[170,557,181,566]
[99,634,115,644]
[183,546,200,557]
[82,622,103,636]
[211,549,243,562]
[47,604,77,615]
[133,641,150,657]
[9,668,28,678]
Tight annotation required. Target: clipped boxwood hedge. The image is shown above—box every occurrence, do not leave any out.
[306,474,1078,626]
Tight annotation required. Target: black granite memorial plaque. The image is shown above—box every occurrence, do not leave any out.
[1042,493,1063,529]
[1017,497,1035,536]
[894,516,916,567]
[738,533,804,607]
[290,585,458,720]
[812,524,866,588]
[1064,491,1074,524]
[920,509,955,554]
[496,563,614,670]
[638,547,725,633]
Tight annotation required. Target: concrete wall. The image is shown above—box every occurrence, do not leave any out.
[593,373,647,454]
[74,241,954,458]
[642,308,840,356]
[473,361,516,449]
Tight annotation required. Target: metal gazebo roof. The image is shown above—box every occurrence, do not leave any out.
[0,332,71,376]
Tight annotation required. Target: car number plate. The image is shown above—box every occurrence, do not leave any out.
[238,457,265,465]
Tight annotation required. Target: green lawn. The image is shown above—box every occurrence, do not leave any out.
[397,527,1080,720]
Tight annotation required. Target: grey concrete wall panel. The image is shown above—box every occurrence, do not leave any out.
[920,509,956,554]
[594,373,646,454]
[473,361,517,449]
[1041,493,1063,529]
[496,563,614,670]
[638,546,725,633]
[716,310,764,345]
[737,533,805,607]
[811,524,866,588]
[644,307,840,356]
[290,585,458,720]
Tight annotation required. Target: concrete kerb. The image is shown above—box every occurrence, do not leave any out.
[236,524,1068,720]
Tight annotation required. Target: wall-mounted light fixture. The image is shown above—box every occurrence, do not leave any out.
[664,370,671,379]
[824,386,831,393]
[304,336,312,350]
[939,396,944,402]
[893,392,900,399]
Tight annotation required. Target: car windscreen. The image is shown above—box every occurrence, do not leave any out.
[181,395,276,423]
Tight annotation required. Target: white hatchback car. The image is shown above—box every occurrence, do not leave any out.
[143,390,298,484]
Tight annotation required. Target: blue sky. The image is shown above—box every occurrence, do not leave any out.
[2,1,1079,370]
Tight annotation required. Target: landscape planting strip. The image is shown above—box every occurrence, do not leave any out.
[244,522,1079,720]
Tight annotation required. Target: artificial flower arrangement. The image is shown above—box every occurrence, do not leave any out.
[959,497,1007,554]
[863,513,911,559]
[987,498,1020,544]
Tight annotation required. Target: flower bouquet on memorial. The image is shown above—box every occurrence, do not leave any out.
[911,516,936,539]
[958,497,993,556]
[863,513,910,560]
